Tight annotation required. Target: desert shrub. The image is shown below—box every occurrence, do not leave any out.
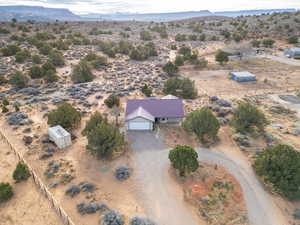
[117,40,133,55]
[183,107,220,142]
[104,94,120,108]
[288,36,298,44]
[141,84,152,97]
[48,50,65,67]
[231,103,267,132]
[0,27,10,34]
[262,39,275,48]
[82,111,105,136]
[1,44,21,56]
[13,162,31,182]
[215,50,229,65]
[44,70,59,83]
[129,43,157,61]
[199,34,206,41]
[2,98,9,106]
[29,65,43,79]
[140,30,153,41]
[175,34,186,42]
[91,56,107,69]
[32,54,42,64]
[254,144,300,199]
[114,166,131,181]
[0,76,8,85]
[193,58,208,69]
[2,105,9,113]
[9,71,28,89]
[174,55,184,66]
[169,145,199,177]
[42,61,56,74]
[178,46,192,60]
[101,210,124,225]
[162,61,178,75]
[251,40,261,48]
[129,216,156,225]
[15,50,30,63]
[47,102,81,130]
[39,43,53,55]
[86,121,126,159]
[163,77,197,99]
[0,182,13,203]
[71,60,94,83]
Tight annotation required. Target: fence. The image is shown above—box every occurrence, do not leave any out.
[0,130,76,225]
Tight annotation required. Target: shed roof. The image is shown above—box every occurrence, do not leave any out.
[125,99,184,120]
[230,71,256,78]
[48,125,70,139]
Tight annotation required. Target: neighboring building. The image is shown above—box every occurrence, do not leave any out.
[48,125,72,149]
[161,94,178,100]
[125,98,184,131]
[284,48,300,59]
[230,71,257,82]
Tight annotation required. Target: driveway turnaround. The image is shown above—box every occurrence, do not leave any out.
[128,131,284,225]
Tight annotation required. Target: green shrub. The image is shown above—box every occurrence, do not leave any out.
[44,70,59,83]
[163,77,197,99]
[104,94,120,108]
[183,107,220,142]
[232,103,267,132]
[48,50,65,67]
[254,144,300,199]
[1,44,21,56]
[163,61,178,75]
[215,50,229,65]
[13,162,31,183]
[47,102,81,130]
[169,145,199,176]
[32,54,42,64]
[262,39,275,48]
[141,84,152,97]
[71,61,94,83]
[15,50,30,63]
[9,71,28,89]
[0,182,13,203]
[82,111,105,136]
[29,66,43,79]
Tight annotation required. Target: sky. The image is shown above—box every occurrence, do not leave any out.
[0,0,300,14]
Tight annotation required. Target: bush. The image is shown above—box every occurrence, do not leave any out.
[232,103,267,132]
[32,54,42,64]
[114,166,131,181]
[193,58,208,69]
[251,40,261,48]
[48,50,65,67]
[141,84,152,97]
[175,34,186,42]
[39,43,53,55]
[82,111,105,136]
[140,30,152,41]
[13,162,31,182]
[9,71,28,89]
[15,50,30,63]
[262,39,275,48]
[174,55,184,67]
[86,121,126,159]
[163,77,197,99]
[254,144,300,199]
[2,105,9,113]
[0,182,13,203]
[215,50,229,65]
[183,107,220,142]
[71,61,94,83]
[1,44,21,56]
[163,61,178,75]
[29,65,43,79]
[91,56,107,69]
[44,69,59,83]
[101,210,124,225]
[2,98,9,106]
[169,145,199,176]
[288,36,298,44]
[129,216,156,225]
[104,94,120,108]
[47,102,81,130]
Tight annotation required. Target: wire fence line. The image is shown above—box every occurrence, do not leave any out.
[0,130,76,225]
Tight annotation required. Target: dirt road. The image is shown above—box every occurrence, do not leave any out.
[258,55,300,66]
[128,131,287,225]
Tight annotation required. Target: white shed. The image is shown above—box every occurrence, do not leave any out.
[48,125,72,149]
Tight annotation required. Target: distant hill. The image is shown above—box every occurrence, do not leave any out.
[0,5,81,21]
[214,8,297,17]
[80,10,214,22]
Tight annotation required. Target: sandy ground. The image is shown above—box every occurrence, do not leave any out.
[0,140,63,225]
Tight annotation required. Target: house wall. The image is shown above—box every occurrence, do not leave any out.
[158,117,182,124]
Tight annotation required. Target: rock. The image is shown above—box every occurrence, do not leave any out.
[217,108,231,117]
[77,201,107,215]
[48,181,61,188]
[210,96,219,102]
[114,166,131,181]
[80,182,95,192]
[291,128,300,136]
[65,185,81,197]
[216,99,232,107]
[23,136,33,145]
[23,128,31,133]
[129,216,156,225]
[7,112,31,126]
[233,134,251,147]
[294,208,300,219]
[101,210,124,225]
[39,152,53,160]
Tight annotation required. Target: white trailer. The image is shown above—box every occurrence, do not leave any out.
[48,125,71,149]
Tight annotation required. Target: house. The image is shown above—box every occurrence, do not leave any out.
[230,71,256,82]
[125,98,184,131]
[48,125,72,149]
[284,48,300,59]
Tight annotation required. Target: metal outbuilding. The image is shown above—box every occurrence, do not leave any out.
[48,125,72,149]
[284,48,300,59]
[230,71,257,82]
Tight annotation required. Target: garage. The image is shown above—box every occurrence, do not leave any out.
[128,120,153,130]
[125,106,155,131]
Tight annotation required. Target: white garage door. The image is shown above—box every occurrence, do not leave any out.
[128,121,151,130]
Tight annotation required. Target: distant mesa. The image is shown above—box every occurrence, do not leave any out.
[0,5,297,22]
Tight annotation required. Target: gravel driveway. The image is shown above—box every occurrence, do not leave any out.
[128,131,285,225]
